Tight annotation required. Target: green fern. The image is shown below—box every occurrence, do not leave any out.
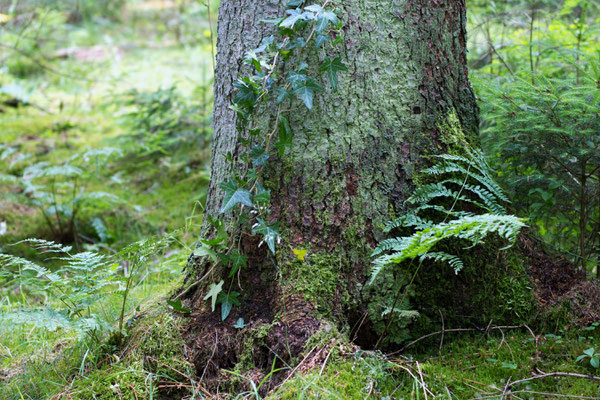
[0,233,178,341]
[371,148,525,283]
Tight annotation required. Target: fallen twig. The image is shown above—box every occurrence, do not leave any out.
[389,324,539,355]
[509,371,600,387]
[416,361,428,400]
[319,348,332,376]
[200,329,219,383]
[279,344,319,386]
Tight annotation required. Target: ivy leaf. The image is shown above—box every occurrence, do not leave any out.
[315,34,329,49]
[297,61,309,72]
[293,79,323,109]
[167,299,191,313]
[280,9,308,29]
[315,17,330,33]
[275,115,294,156]
[217,291,241,321]
[305,4,337,33]
[286,0,304,7]
[244,50,263,73]
[232,78,258,108]
[287,71,307,89]
[254,182,271,204]
[592,357,600,369]
[220,249,248,278]
[234,318,246,329]
[193,243,220,263]
[249,145,269,167]
[293,248,308,261]
[252,218,280,254]
[287,37,307,50]
[261,17,285,25]
[276,87,292,104]
[254,35,274,53]
[304,4,323,13]
[203,280,224,312]
[220,179,254,213]
[319,57,347,91]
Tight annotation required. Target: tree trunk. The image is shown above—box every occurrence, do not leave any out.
[183,0,486,388]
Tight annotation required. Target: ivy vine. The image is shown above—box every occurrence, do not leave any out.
[190,0,347,321]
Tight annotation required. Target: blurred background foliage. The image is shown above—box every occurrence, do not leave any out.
[468,0,600,277]
[0,2,217,396]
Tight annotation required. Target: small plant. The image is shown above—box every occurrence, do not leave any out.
[0,146,124,246]
[477,67,600,274]
[184,0,346,322]
[0,233,179,344]
[584,321,600,332]
[576,347,600,369]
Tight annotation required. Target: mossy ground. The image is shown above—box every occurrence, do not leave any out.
[56,301,195,400]
[270,326,600,399]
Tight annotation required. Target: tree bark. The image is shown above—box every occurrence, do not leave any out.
[184,0,481,385]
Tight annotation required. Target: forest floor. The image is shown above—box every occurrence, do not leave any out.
[1,2,600,399]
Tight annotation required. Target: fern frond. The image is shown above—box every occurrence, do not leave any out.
[420,149,510,205]
[411,204,476,219]
[372,237,412,257]
[58,252,109,272]
[381,308,420,319]
[80,147,123,161]
[435,178,506,215]
[0,173,19,184]
[407,182,493,213]
[418,251,464,273]
[369,263,386,284]
[384,213,433,232]
[0,309,72,331]
[14,239,72,254]
[0,253,60,282]
[372,214,526,281]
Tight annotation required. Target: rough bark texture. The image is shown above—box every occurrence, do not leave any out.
[204,0,283,221]
[184,0,482,388]
[204,0,478,238]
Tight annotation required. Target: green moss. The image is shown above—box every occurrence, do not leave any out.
[65,361,152,400]
[60,302,193,399]
[273,328,600,399]
[269,351,396,400]
[390,330,600,398]
[364,268,416,346]
[126,304,193,381]
[280,250,347,317]
[270,329,600,400]
[303,323,344,351]
[367,111,536,346]
[364,238,536,347]
[438,108,470,148]
[234,322,274,373]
